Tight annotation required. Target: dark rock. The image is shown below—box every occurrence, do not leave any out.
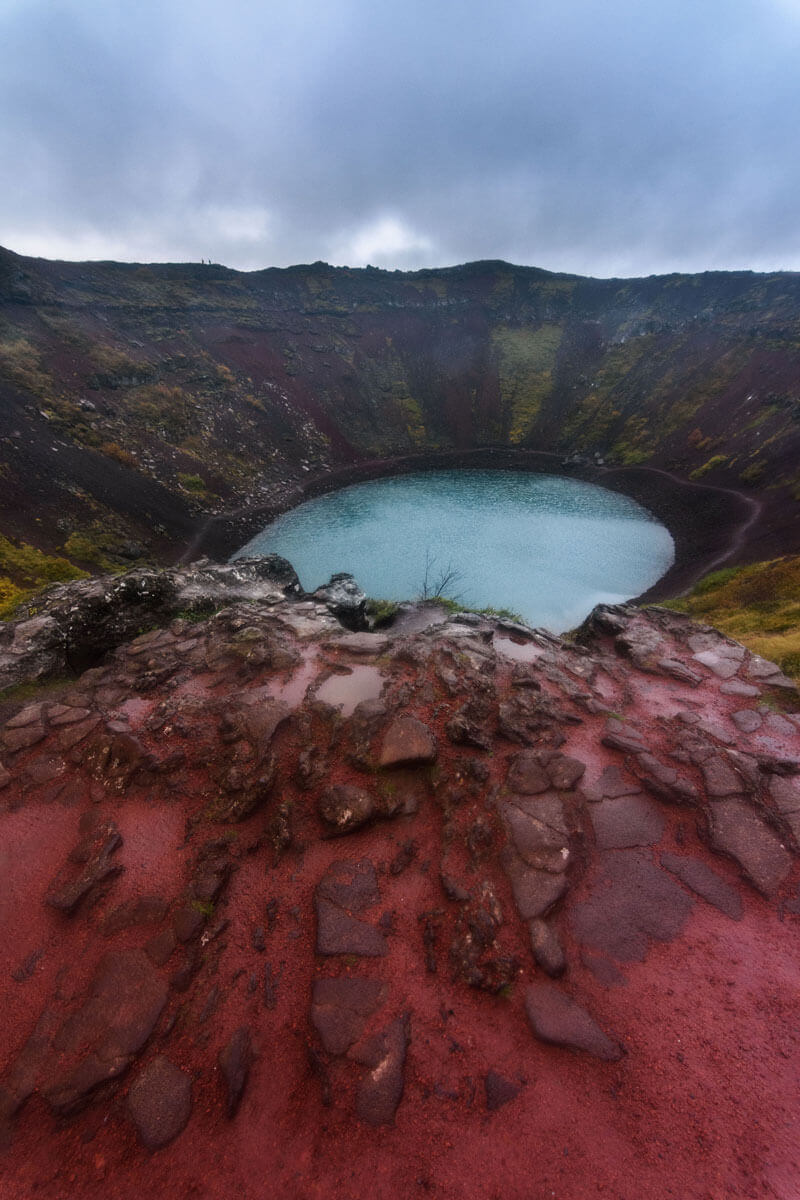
[731,710,763,734]
[525,982,623,1061]
[313,573,367,630]
[702,755,746,797]
[127,1056,192,1149]
[173,904,206,943]
[311,978,386,1055]
[705,799,792,896]
[315,856,375,907]
[353,1015,409,1126]
[502,847,569,920]
[484,1070,521,1112]
[46,818,123,914]
[145,928,177,967]
[542,753,586,790]
[11,948,44,983]
[569,850,694,963]
[601,718,647,754]
[218,1027,252,1117]
[596,765,641,799]
[315,898,388,957]
[501,795,570,873]
[5,702,46,729]
[379,716,437,767]
[660,853,743,919]
[506,751,550,795]
[319,784,379,834]
[528,918,566,977]
[44,950,168,1113]
[102,895,168,936]
[590,794,666,850]
[2,722,46,753]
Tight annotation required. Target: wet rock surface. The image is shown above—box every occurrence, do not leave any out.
[0,570,798,1197]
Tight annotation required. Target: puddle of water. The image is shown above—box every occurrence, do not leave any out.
[315,665,384,716]
[268,648,320,709]
[493,635,544,663]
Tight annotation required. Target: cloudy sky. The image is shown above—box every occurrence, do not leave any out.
[2,0,800,277]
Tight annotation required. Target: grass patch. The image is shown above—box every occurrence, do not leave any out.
[665,555,800,681]
[0,535,87,619]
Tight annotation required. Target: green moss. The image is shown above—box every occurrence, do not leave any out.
[366,598,401,626]
[178,472,206,492]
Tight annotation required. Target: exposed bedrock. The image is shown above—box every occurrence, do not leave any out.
[0,562,797,1161]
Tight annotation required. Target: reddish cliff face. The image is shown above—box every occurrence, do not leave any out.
[0,564,798,1199]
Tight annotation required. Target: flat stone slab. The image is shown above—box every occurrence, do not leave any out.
[660,853,743,919]
[720,680,760,698]
[317,859,380,912]
[570,850,693,962]
[702,755,745,797]
[707,800,792,896]
[352,1015,409,1126]
[128,1056,192,1149]
[731,710,762,734]
[45,950,168,1113]
[502,796,569,872]
[330,632,392,655]
[314,861,387,957]
[503,849,569,920]
[597,765,642,799]
[379,717,437,767]
[315,898,387,957]
[311,978,386,1055]
[590,794,665,850]
[525,982,623,1061]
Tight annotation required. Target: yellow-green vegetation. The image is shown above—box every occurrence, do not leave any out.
[665,556,800,681]
[0,535,86,619]
[0,335,52,396]
[63,526,127,571]
[689,453,729,480]
[611,414,653,464]
[492,324,561,443]
[131,383,198,441]
[394,391,426,445]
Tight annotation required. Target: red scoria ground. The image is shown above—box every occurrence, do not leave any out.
[0,591,799,1200]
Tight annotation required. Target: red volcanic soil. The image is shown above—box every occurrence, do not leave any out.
[0,588,799,1200]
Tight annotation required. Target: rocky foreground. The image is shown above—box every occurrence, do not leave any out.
[0,560,799,1199]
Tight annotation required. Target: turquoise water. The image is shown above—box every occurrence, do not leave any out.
[233,470,675,632]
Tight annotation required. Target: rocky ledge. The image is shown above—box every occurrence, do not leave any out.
[0,561,798,1199]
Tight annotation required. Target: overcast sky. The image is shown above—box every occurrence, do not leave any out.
[2,0,800,277]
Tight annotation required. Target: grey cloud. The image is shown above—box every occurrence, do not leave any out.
[1,0,799,274]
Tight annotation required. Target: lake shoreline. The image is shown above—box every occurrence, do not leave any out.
[183,447,761,608]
